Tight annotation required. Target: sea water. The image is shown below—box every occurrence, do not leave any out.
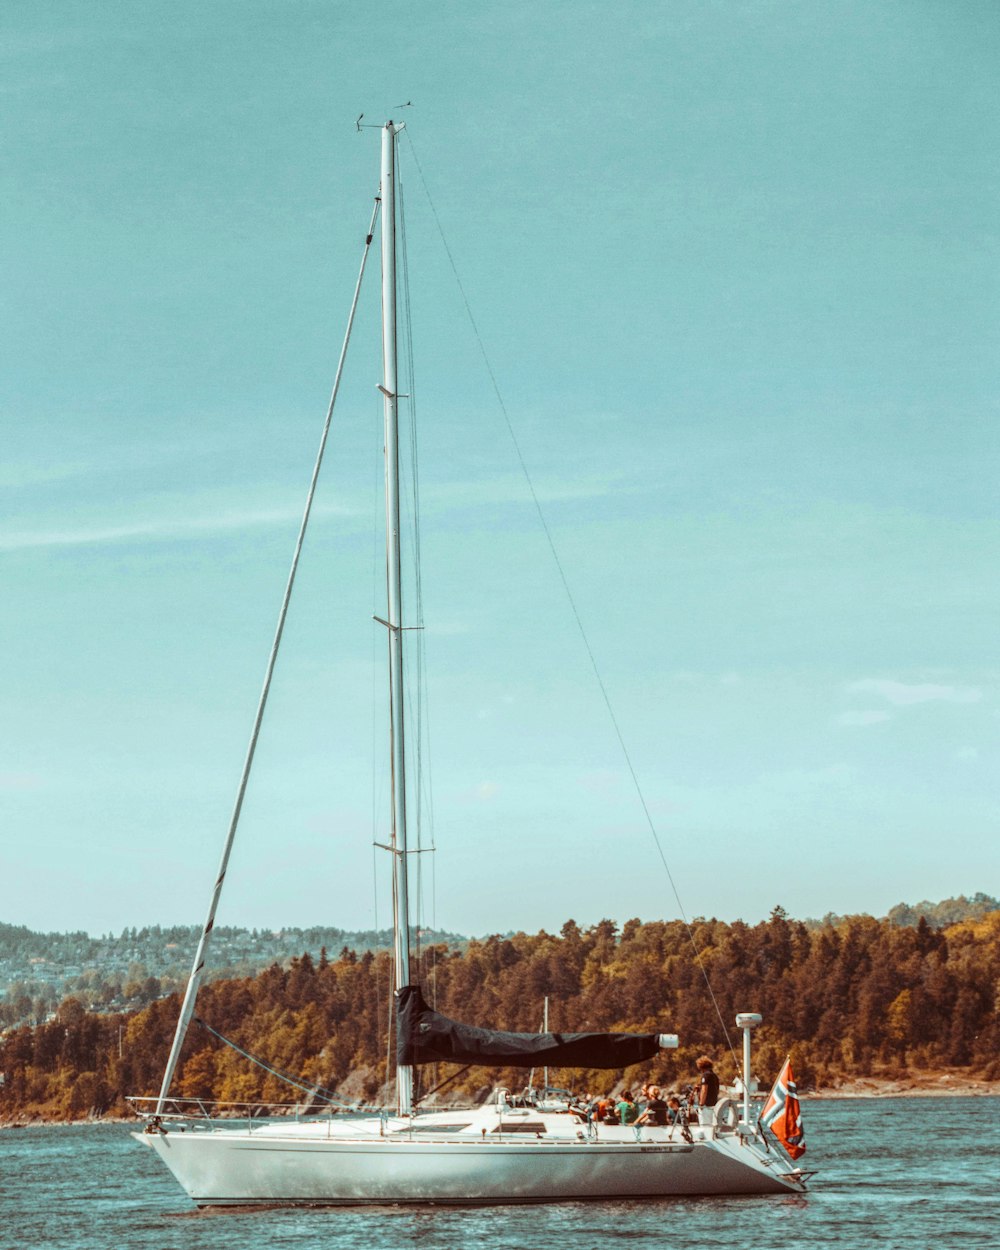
[2,1098,997,1250]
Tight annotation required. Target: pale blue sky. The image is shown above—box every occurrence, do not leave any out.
[2,1,998,938]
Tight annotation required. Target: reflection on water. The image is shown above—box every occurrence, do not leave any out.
[4,1098,999,1250]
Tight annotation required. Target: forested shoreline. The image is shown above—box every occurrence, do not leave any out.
[2,907,998,1120]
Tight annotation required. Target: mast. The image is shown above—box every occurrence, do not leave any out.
[380,120,413,1117]
[543,996,549,1090]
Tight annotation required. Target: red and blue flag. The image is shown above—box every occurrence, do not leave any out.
[760,1057,805,1159]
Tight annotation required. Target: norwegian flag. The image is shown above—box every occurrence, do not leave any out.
[760,1057,806,1159]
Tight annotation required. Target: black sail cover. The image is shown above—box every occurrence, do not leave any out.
[397,984,662,1069]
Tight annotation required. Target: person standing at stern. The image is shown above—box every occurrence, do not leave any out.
[696,1056,720,1125]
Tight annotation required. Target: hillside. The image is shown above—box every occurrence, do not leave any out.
[1,903,998,1120]
[0,922,463,1028]
[3,895,994,1030]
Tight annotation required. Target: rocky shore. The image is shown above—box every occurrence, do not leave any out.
[809,1070,1000,1098]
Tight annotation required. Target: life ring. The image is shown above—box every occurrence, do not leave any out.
[713,1097,739,1129]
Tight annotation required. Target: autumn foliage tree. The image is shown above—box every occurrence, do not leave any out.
[2,908,998,1119]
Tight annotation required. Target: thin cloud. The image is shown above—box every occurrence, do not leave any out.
[0,461,94,489]
[458,781,500,802]
[579,768,627,794]
[421,472,623,513]
[0,772,43,791]
[837,710,892,727]
[848,679,983,707]
[424,619,469,637]
[0,501,354,552]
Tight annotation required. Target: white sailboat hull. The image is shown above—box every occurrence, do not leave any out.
[135,1124,803,1205]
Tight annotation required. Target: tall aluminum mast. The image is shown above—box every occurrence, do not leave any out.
[380,120,413,1117]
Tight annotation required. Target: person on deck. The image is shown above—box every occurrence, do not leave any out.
[696,1055,720,1125]
[636,1085,668,1126]
[616,1090,638,1125]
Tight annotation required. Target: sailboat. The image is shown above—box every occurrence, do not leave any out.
[131,121,808,1204]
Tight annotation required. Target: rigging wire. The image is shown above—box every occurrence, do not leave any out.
[384,974,395,1109]
[399,170,422,963]
[371,386,390,1090]
[397,142,435,1103]
[402,131,740,1068]
[397,140,439,992]
[413,1062,473,1107]
[154,192,383,1113]
[371,838,383,1104]
[192,1016,376,1113]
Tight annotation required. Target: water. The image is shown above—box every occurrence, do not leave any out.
[3,1098,998,1250]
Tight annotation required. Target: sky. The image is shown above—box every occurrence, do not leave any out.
[2,0,998,942]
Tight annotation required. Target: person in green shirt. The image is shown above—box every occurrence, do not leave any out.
[616,1090,638,1124]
